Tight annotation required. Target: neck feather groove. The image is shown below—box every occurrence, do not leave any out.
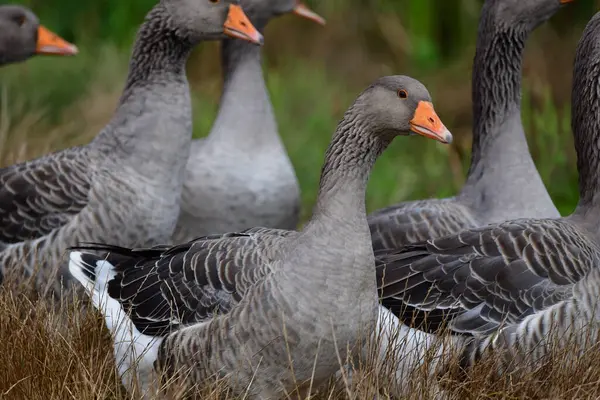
[572,26,600,211]
[312,107,390,221]
[120,6,192,100]
[468,24,526,169]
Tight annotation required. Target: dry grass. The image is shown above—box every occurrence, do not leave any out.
[4,275,600,400]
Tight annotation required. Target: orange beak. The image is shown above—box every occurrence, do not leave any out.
[224,5,264,45]
[293,2,326,25]
[35,25,78,56]
[409,101,452,144]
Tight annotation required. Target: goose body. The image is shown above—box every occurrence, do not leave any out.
[376,10,600,376]
[173,1,324,243]
[0,5,77,66]
[69,76,452,399]
[369,0,571,253]
[0,1,262,295]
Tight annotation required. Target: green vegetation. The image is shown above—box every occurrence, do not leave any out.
[0,0,592,220]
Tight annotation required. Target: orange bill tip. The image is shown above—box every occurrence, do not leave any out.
[224,5,264,46]
[35,25,78,56]
[293,2,326,25]
[409,101,453,144]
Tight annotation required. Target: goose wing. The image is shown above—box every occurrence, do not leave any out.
[0,146,92,243]
[376,218,599,335]
[72,227,295,336]
[369,198,481,251]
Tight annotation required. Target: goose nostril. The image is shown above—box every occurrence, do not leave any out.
[240,21,247,27]
[428,117,435,124]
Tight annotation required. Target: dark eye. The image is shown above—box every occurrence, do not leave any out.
[397,89,408,99]
[13,14,26,26]
[209,0,219,3]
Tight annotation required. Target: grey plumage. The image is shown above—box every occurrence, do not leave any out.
[0,5,77,66]
[69,76,452,399]
[172,0,326,242]
[0,0,262,295]
[377,10,600,375]
[369,0,565,255]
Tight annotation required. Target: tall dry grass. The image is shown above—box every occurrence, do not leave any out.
[4,268,600,400]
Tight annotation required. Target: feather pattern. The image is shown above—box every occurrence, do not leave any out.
[0,147,91,244]
[76,227,294,336]
[369,198,481,252]
[376,216,600,374]
[377,218,599,328]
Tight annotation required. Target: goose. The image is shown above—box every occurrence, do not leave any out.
[0,0,262,296]
[68,75,453,399]
[368,0,572,254]
[375,9,600,379]
[0,4,78,66]
[172,0,325,243]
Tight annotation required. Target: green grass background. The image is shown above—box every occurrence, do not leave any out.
[0,0,596,221]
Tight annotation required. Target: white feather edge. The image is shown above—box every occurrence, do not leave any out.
[69,251,163,398]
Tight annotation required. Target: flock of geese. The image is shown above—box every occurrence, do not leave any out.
[3,0,600,398]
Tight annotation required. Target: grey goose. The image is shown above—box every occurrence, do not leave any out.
[369,0,572,253]
[0,5,77,66]
[69,76,452,399]
[372,0,572,334]
[172,0,325,243]
[376,9,600,379]
[0,0,262,295]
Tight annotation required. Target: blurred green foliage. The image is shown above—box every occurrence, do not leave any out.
[7,0,599,68]
[0,0,596,219]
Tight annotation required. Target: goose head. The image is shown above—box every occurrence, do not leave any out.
[0,5,78,66]
[485,0,574,32]
[238,0,325,28]
[161,0,264,45]
[354,75,453,144]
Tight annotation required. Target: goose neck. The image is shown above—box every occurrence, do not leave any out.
[221,34,264,78]
[572,33,600,214]
[459,20,559,220]
[93,5,194,178]
[309,108,390,227]
[119,6,193,100]
[468,23,528,170]
[207,35,280,148]
[284,108,383,310]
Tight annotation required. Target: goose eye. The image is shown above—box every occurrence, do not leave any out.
[397,89,408,99]
[209,0,220,3]
[13,15,26,26]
